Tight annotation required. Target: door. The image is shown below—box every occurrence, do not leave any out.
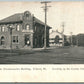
[25,34,30,46]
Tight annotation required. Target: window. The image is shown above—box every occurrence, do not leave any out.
[16,25,20,31]
[26,14,29,17]
[26,25,29,30]
[12,36,18,43]
[1,36,5,45]
[1,26,5,32]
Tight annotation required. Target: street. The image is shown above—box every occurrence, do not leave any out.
[0,46,84,64]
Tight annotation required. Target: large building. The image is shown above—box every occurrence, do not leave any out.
[0,11,51,49]
[49,30,64,46]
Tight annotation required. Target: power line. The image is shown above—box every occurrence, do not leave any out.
[41,1,51,49]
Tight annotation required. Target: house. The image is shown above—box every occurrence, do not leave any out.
[0,11,51,49]
[49,30,64,46]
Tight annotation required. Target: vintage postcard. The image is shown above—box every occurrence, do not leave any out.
[0,82,84,84]
[0,0,84,82]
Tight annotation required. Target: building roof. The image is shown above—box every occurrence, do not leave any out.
[0,11,51,28]
[0,13,23,24]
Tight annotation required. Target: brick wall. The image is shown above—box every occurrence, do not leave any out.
[0,11,50,49]
[0,23,25,49]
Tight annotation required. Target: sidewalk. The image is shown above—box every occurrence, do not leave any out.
[32,46,57,51]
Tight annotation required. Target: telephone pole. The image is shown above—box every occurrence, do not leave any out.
[41,1,51,49]
[70,32,73,46]
[62,22,64,47]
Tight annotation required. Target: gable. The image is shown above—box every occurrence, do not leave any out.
[50,31,63,38]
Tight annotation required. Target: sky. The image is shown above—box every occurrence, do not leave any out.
[0,1,84,35]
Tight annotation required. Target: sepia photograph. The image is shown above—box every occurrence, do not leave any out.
[0,1,84,64]
[0,0,84,82]
[0,83,83,84]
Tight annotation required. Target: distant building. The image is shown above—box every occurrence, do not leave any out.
[49,30,64,46]
[77,34,84,46]
[65,34,84,46]
[0,11,51,49]
[70,35,77,46]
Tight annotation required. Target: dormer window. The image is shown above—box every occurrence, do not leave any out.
[26,14,29,17]
[24,11,31,19]
[26,14,29,20]
[26,24,29,30]
[16,25,20,31]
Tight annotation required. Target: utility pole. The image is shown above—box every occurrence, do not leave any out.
[70,32,73,46]
[41,1,51,49]
[62,22,64,47]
